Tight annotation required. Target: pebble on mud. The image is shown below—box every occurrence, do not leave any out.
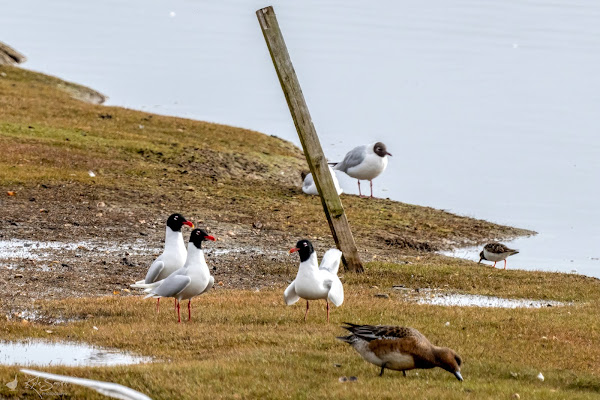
[374,293,390,299]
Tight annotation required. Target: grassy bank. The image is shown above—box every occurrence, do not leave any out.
[0,259,599,399]
[0,65,531,252]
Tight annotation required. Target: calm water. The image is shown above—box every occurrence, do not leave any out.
[2,0,599,277]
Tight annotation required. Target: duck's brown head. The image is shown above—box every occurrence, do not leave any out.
[435,347,463,381]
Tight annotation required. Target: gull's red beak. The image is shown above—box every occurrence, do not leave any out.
[183,221,194,228]
[289,247,299,254]
[386,152,392,156]
[205,235,216,241]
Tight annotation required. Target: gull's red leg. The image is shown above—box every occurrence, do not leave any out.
[357,180,362,197]
[326,301,330,323]
[304,300,309,322]
[188,300,192,321]
[156,298,160,313]
[370,180,374,198]
[504,260,507,270]
[492,261,497,268]
[177,301,181,323]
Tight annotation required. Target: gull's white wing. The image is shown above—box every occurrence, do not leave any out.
[20,369,152,400]
[142,258,164,284]
[325,277,344,307]
[284,280,300,305]
[318,249,343,275]
[145,274,191,298]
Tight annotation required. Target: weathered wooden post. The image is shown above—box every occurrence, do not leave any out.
[256,6,364,272]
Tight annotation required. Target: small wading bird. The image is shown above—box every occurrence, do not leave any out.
[337,323,463,381]
[330,142,391,198]
[20,369,152,400]
[134,213,193,312]
[284,239,343,322]
[132,229,215,323]
[478,242,519,269]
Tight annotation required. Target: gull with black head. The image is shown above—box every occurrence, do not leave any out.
[337,323,463,381]
[132,229,215,323]
[330,142,391,198]
[285,239,343,322]
[134,213,193,312]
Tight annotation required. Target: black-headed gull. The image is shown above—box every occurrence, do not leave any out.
[301,166,343,196]
[132,229,215,323]
[284,239,343,322]
[20,369,152,400]
[134,213,193,312]
[478,242,519,269]
[337,323,463,380]
[331,142,391,198]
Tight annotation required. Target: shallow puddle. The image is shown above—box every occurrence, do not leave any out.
[415,292,565,309]
[0,340,151,367]
[0,239,157,261]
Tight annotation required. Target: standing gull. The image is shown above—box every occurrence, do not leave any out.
[284,239,343,322]
[478,242,519,269]
[132,229,215,323]
[337,323,463,381]
[134,213,193,312]
[330,142,391,198]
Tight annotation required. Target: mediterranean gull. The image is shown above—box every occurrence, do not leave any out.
[134,213,193,312]
[132,229,215,323]
[284,239,343,323]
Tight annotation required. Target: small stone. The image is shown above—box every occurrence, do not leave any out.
[511,394,520,399]
[45,330,53,334]
[97,201,106,208]
[370,285,379,289]
[186,186,195,191]
[227,231,236,237]
[537,372,544,381]
[14,274,23,278]
[445,321,450,327]
[93,326,99,330]
[88,170,96,177]
[374,293,389,299]
[21,319,29,325]
[333,363,342,368]
[541,336,548,340]
[252,221,263,229]
[218,281,224,286]
[510,372,519,378]
[348,376,358,382]
[338,376,348,383]
[6,191,15,196]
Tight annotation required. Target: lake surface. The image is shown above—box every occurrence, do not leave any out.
[2,0,599,277]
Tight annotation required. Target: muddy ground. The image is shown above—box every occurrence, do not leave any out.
[0,184,420,318]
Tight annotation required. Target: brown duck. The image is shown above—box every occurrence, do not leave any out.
[337,323,463,381]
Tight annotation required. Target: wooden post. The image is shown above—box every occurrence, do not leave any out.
[256,6,363,272]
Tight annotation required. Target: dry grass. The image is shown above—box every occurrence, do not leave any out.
[0,258,599,399]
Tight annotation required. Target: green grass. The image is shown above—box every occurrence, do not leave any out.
[1,259,599,399]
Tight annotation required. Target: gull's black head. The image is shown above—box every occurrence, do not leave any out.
[190,229,216,249]
[478,251,486,263]
[373,142,392,158]
[289,239,314,262]
[166,213,194,232]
